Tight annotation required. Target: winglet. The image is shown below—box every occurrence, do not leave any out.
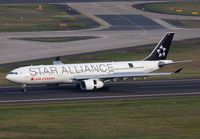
[53,56,64,65]
[55,56,60,61]
[174,68,183,74]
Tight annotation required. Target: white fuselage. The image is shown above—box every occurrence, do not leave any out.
[6,60,165,85]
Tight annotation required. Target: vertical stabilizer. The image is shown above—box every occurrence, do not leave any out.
[144,32,174,61]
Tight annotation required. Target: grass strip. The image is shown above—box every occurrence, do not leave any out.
[0,4,95,32]
[143,2,200,16]
[0,97,200,138]
[0,4,67,15]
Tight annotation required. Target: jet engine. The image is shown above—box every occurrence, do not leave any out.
[80,79,104,91]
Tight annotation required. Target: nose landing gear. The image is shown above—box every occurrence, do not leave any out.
[22,84,27,93]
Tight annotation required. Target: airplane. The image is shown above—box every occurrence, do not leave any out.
[6,32,188,92]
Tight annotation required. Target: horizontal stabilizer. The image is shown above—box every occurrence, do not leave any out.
[159,60,191,67]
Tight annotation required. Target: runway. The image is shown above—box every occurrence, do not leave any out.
[0,79,200,105]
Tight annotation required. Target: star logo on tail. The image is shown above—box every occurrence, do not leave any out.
[157,45,166,57]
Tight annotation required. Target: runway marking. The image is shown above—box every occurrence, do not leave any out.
[141,84,200,88]
[118,15,146,37]
[110,79,200,84]
[95,2,146,37]
[5,92,23,94]
[0,85,46,89]
[43,45,52,51]
[4,90,63,94]
[1,92,200,104]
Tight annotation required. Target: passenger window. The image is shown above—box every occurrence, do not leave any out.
[128,63,133,68]
[9,72,18,75]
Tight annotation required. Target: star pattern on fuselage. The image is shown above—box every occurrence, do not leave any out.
[157,45,166,57]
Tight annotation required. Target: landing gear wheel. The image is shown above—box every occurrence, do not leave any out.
[22,84,27,93]
[75,84,80,89]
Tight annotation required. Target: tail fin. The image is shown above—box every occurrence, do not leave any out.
[144,32,174,61]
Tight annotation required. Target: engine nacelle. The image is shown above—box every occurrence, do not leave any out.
[80,79,104,91]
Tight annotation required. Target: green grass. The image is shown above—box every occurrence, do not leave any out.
[0,97,200,138]
[0,4,67,15]
[144,2,200,16]
[0,4,87,32]
[0,23,86,32]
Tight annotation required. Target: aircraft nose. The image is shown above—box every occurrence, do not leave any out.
[5,74,11,81]
[6,74,17,83]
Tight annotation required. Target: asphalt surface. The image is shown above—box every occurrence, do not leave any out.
[55,4,81,15]
[97,14,163,30]
[0,79,200,105]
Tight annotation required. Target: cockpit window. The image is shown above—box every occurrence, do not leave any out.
[9,72,18,75]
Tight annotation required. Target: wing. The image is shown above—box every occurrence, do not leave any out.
[74,68,183,81]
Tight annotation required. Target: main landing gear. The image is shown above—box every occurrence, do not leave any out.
[75,84,81,89]
[22,84,27,93]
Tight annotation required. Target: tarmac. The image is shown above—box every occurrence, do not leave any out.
[0,79,200,105]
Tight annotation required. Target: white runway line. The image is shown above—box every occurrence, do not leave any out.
[1,92,200,104]
[5,92,23,94]
[141,84,200,88]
